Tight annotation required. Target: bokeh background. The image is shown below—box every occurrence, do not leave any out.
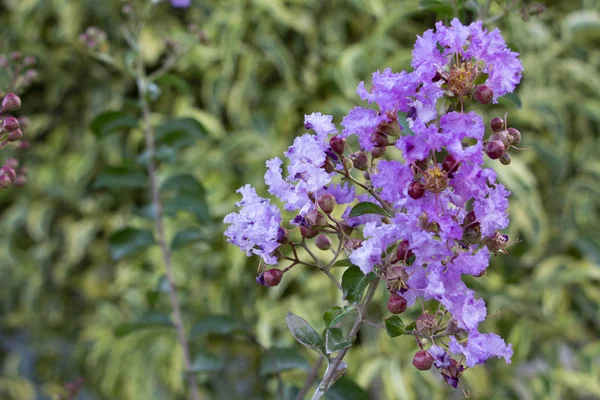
[1,0,599,399]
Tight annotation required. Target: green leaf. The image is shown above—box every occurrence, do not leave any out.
[331,259,354,268]
[190,315,240,338]
[190,351,224,373]
[108,228,155,260]
[161,173,205,197]
[348,202,390,218]
[325,376,369,400]
[342,266,377,304]
[323,306,355,328]
[164,196,210,222]
[384,315,405,337]
[171,227,209,250]
[499,92,522,109]
[156,118,206,149]
[114,312,173,336]
[419,0,454,16]
[325,328,352,354]
[260,347,309,375]
[473,72,489,85]
[93,165,147,190]
[286,312,323,351]
[90,111,138,138]
[155,73,192,94]
[404,321,417,331]
[161,174,209,222]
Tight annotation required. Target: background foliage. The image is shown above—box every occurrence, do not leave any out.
[1,0,599,399]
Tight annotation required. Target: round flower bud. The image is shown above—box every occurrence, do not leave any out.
[370,132,389,147]
[5,158,18,168]
[1,93,22,113]
[441,154,460,178]
[491,117,504,132]
[339,222,353,236]
[300,225,319,239]
[0,174,12,188]
[387,293,408,314]
[315,234,331,250]
[263,269,284,287]
[395,240,413,262]
[2,116,19,132]
[484,140,505,160]
[499,152,512,165]
[350,152,369,171]
[318,194,336,214]
[412,350,434,371]
[329,136,346,155]
[1,166,16,181]
[408,181,425,199]
[507,127,521,145]
[473,85,493,104]
[342,157,354,172]
[13,176,26,187]
[7,129,22,142]
[305,209,326,228]
[372,146,386,159]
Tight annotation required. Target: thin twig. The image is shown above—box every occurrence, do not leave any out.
[136,51,201,400]
[300,241,343,291]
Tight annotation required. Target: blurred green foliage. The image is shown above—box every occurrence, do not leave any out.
[1,0,600,399]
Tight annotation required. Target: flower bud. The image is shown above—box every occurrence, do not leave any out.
[387,293,408,314]
[491,117,504,132]
[416,313,437,335]
[350,151,368,171]
[2,116,19,132]
[329,136,346,155]
[1,93,22,113]
[507,127,521,145]
[5,158,18,168]
[499,152,511,165]
[322,158,335,173]
[300,225,319,239]
[0,174,11,188]
[305,209,326,228]
[318,194,336,214]
[395,240,413,262]
[342,156,354,172]
[13,176,26,187]
[412,350,434,370]
[484,140,505,160]
[370,132,389,147]
[315,234,331,250]
[441,154,459,178]
[1,166,16,181]
[7,129,22,142]
[263,269,284,286]
[474,85,493,104]
[408,181,425,199]
[371,146,386,159]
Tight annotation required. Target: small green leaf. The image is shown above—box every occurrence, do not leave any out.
[499,92,522,109]
[164,196,210,222]
[473,73,489,85]
[325,376,369,400]
[108,228,155,260]
[384,315,405,337]
[325,328,352,354]
[114,312,173,336]
[286,312,323,350]
[348,202,390,218]
[190,351,224,373]
[190,316,240,338]
[342,266,377,304]
[171,227,209,250]
[404,321,417,331]
[90,111,138,137]
[156,118,206,149]
[155,73,192,94]
[161,173,205,197]
[323,306,355,328]
[419,0,454,17]
[93,165,147,190]
[260,347,309,375]
[332,259,354,268]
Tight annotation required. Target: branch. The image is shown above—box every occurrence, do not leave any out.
[294,356,325,400]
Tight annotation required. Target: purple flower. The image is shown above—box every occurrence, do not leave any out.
[449,333,513,367]
[304,112,337,141]
[224,185,283,264]
[170,0,191,8]
[340,107,389,151]
[428,345,452,368]
[349,222,401,273]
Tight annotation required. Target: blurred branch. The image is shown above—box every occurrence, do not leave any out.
[295,356,325,400]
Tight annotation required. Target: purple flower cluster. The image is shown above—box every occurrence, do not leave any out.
[224,19,522,388]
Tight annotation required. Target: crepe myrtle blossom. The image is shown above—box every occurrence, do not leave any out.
[224,20,523,393]
[170,0,191,7]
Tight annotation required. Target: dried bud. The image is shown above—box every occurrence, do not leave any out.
[322,158,335,174]
[387,293,408,314]
[507,127,521,145]
[1,93,22,113]
[315,234,331,250]
[329,136,346,155]
[474,85,493,104]
[0,174,11,188]
[2,116,19,132]
[408,181,425,199]
[484,140,505,160]
[305,209,327,228]
[371,146,386,159]
[350,151,369,171]
[499,152,511,165]
[416,313,437,335]
[263,269,284,286]
[491,117,504,132]
[300,225,319,239]
[318,194,336,214]
[370,132,389,147]
[395,240,413,262]
[412,350,434,370]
